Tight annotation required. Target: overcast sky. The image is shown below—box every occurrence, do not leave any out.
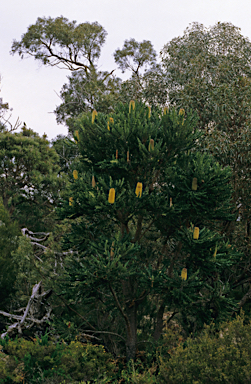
[1,0,251,140]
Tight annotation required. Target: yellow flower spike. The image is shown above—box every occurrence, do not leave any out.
[110,241,115,258]
[181,268,187,281]
[192,177,198,191]
[127,150,130,162]
[213,245,217,258]
[170,197,173,207]
[148,106,151,118]
[163,106,168,115]
[108,188,116,204]
[92,175,96,188]
[116,150,118,159]
[179,108,185,116]
[107,117,114,131]
[135,182,143,198]
[74,130,79,142]
[69,197,73,206]
[129,100,135,113]
[193,227,200,240]
[92,110,98,123]
[148,139,154,152]
[73,170,78,180]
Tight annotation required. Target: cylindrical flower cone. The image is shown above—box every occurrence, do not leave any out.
[129,100,135,113]
[116,150,118,159]
[73,170,78,180]
[148,106,151,118]
[192,177,198,191]
[148,139,154,152]
[110,241,115,258]
[92,110,98,123]
[127,150,130,162]
[108,188,115,204]
[92,175,96,188]
[213,245,217,258]
[163,106,168,115]
[181,268,187,281]
[74,130,79,141]
[193,227,200,239]
[170,197,173,207]
[135,182,143,198]
[69,197,73,206]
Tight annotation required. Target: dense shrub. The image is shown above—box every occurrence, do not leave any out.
[0,335,115,383]
[159,315,251,384]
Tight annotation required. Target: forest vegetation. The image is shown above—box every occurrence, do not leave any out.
[1,18,251,382]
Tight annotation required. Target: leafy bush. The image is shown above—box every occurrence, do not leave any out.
[0,335,115,383]
[158,315,251,383]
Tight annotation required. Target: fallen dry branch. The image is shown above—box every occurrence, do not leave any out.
[0,281,52,339]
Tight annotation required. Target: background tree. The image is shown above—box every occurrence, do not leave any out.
[0,124,64,231]
[161,22,251,132]
[51,134,80,174]
[113,38,168,106]
[57,102,239,361]
[12,18,168,132]
[0,199,20,311]
[11,16,107,71]
[161,22,251,311]
[54,69,122,130]
[11,16,121,132]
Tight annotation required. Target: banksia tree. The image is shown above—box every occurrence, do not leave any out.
[58,102,239,361]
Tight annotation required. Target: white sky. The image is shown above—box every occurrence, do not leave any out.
[0,0,250,140]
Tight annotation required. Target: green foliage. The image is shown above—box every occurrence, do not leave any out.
[0,126,64,231]
[0,199,20,309]
[54,70,122,129]
[120,360,157,383]
[114,38,157,75]
[0,336,115,383]
[11,16,107,71]
[57,101,239,361]
[12,17,168,128]
[158,315,251,384]
[51,135,80,174]
[161,21,251,313]
[161,21,251,132]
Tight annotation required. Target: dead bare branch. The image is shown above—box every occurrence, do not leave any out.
[0,282,52,339]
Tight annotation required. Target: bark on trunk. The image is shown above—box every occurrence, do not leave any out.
[153,302,165,342]
[125,303,137,361]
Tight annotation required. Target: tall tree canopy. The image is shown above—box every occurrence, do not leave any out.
[11,17,166,130]
[11,16,107,71]
[161,23,251,306]
[0,125,64,231]
[161,21,251,132]
[58,102,239,361]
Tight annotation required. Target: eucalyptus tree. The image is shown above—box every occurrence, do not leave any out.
[161,22,251,305]
[11,17,166,131]
[0,125,64,231]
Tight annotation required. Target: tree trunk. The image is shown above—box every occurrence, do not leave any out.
[125,303,137,361]
[153,302,165,341]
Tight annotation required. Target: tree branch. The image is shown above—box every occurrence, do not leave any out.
[109,283,130,332]
[82,330,126,341]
